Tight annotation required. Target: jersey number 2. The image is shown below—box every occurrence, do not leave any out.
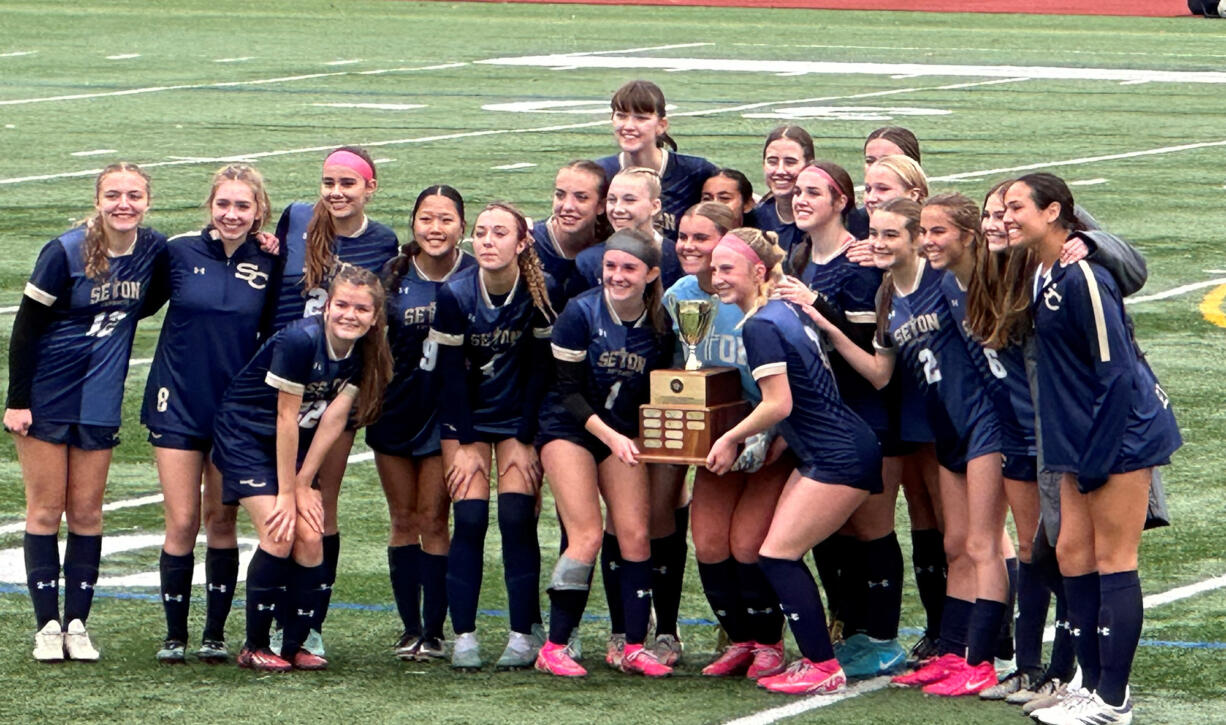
[918,348,942,384]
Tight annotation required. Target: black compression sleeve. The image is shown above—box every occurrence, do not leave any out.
[6,296,53,409]
[555,359,597,429]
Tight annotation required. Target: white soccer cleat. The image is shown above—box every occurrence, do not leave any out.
[33,620,64,663]
[63,619,99,661]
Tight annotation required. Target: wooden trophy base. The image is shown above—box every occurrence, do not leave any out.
[636,366,747,465]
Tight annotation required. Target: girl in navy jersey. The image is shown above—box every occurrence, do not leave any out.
[534,228,675,678]
[1002,174,1180,724]
[842,157,949,664]
[368,186,475,662]
[142,165,278,664]
[212,264,391,672]
[845,127,922,241]
[704,227,881,696]
[428,202,556,671]
[667,206,791,681]
[774,161,908,678]
[577,166,679,290]
[531,160,610,308]
[271,146,399,655]
[596,80,717,244]
[754,126,815,254]
[701,168,756,229]
[6,162,166,662]
[811,199,1010,697]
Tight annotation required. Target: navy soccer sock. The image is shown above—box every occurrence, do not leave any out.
[619,558,653,645]
[1097,571,1143,707]
[497,493,541,635]
[309,532,340,633]
[697,558,747,643]
[1049,591,1077,681]
[159,550,194,642]
[1014,560,1052,671]
[601,532,625,634]
[244,547,290,649]
[811,534,850,626]
[284,561,328,657]
[862,533,904,641]
[911,529,947,639]
[62,532,101,624]
[389,544,422,636]
[997,556,1018,660]
[24,532,60,628]
[421,552,448,640]
[937,596,973,657]
[1063,572,1102,692]
[447,499,488,635]
[202,546,239,642]
[758,555,833,663]
[966,598,1008,666]
[737,560,784,645]
[547,557,594,646]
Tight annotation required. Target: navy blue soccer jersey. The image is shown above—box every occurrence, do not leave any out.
[212,315,362,457]
[532,218,590,310]
[939,272,1036,458]
[23,226,166,427]
[1031,260,1180,490]
[800,242,887,433]
[271,202,399,330]
[751,199,802,254]
[596,150,718,243]
[539,287,674,439]
[141,228,278,440]
[428,266,554,442]
[573,230,683,294]
[884,260,1000,460]
[743,300,881,489]
[365,251,476,457]
[663,275,757,403]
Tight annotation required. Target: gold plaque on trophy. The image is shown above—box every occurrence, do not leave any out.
[637,299,748,465]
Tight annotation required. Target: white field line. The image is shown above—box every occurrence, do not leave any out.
[1125,278,1226,305]
[724,677,891,725]
[0,61,467,107]
[0,78,1025,187]
[929,140,1226,182]
[727,42,1226,62]
[746,573,1226,724]
[477,53,1226,85]
[0,449,376,536]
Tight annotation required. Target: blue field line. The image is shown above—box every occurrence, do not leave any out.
[2,583,1223,650]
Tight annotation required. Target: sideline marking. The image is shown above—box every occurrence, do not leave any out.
[214,57,253,63]
[0,61,467,107]
[1069,178,1107,186]
[106,54,141,60]
[0,78,1024,186]
[1,51,36,58]
[71,149,118,157]
[325,59,363,66]
[929,140,1226,182]
[477,53,1226,85]
[723,678,891,725]
[1126,277,1226,305]
[492,162,537,170]
[1198,284,1226,329]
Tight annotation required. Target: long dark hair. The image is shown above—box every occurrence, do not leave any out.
[785,161,856,277]
[304,145,377,293]
[327,264,393,426]
[865,126,921,165]
[871,198,923,340]
[759,125,815,203]
[559,159,613,242]
[383,184,464,292]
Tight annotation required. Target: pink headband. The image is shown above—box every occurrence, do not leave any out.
[800,165,843,198]
[323,150,374,181]
[716,233,763,267]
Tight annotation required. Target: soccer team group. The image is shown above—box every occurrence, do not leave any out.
[4,78,1180,723]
